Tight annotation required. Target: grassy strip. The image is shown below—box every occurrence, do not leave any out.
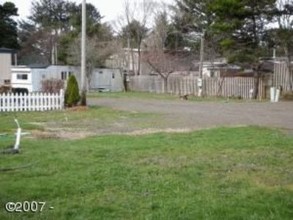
[87,91,178,100]
[0,106,155,133]
[0,126,292,219]
[88,91,260,102]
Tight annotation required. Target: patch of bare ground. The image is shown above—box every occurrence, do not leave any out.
[280,128,293,137]
[31,130,95,140]
[65,106,89,112]
[123,128,192,136]
[29,128,194,140]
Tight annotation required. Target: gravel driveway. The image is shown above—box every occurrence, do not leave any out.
[89,98,293,133]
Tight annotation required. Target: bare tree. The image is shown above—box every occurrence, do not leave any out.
[41,79,64,93]
[144,48,174,93]
[118,0,154,75]
[67,36,115,89]
[142,3,179,93]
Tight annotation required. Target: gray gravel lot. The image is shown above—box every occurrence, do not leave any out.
[89,98,293,132]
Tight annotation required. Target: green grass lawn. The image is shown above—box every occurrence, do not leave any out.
[0,106,157,135]
[0,126,292,219]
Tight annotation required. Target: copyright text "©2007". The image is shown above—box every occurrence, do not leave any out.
[4,201,46,213]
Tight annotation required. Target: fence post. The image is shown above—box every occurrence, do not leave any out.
[60,89,64,109]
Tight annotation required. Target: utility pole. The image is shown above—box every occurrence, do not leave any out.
[81,0,87,105]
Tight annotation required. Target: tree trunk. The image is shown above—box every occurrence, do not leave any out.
[130,46,136,75]
[163,77,168,93]
[80,91,87,106]
[253,76,260,99]
[253,66,261,99]
[137,34,142,76]
[138,45,141,76]
[123,72,129,92]
[119,69,127,92]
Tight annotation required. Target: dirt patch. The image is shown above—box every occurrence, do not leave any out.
[280,128,293,137]
[124,128,192,136]
[31,130,95,140]
[31,130,59,139]
[56,131,95,140]
[66,106,89,112]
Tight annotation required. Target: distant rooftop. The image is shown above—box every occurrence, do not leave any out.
[0,47,17,54]
[27,64,50,69]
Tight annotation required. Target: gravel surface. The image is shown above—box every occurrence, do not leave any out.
[88,97,293,132]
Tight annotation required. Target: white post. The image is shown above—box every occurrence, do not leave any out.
[60,89,64,109]
[7,92,12,112]
[13,119,21,151]
[270,87,276,102]
[249,88,254,100]
[275,88,280,102]
[197,78,203,97]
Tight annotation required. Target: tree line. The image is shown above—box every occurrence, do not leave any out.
[0,0,292,92]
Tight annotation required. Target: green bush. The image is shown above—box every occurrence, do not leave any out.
[65,75,80,107]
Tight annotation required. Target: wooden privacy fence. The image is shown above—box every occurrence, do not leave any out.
[205,77,264,99]
[129,75,163,93]
[0,90,64,112]
[274,62,293,92]
[129,75,265,99]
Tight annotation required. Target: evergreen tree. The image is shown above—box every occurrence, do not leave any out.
[210,0,277,98]
[65,75,80,107]
[0,2,19,49]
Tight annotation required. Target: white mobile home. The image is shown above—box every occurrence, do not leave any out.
[11,65,80,92]
[90,68,123,92]
[11,65,123,92]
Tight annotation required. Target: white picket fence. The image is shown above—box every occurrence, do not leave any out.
[0,90,64,112]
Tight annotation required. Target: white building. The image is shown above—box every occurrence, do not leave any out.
[11,65,123,92]
[0,48,16,87]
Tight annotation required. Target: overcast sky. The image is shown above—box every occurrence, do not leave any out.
[3,0,175,23]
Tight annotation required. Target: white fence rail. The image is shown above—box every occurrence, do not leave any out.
[0,90,64,112]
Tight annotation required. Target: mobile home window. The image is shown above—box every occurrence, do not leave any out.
[61,71,73,80]
[61,71,67,80]
[17,74,28,80]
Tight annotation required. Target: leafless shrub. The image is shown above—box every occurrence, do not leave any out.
[41,79,64,93]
